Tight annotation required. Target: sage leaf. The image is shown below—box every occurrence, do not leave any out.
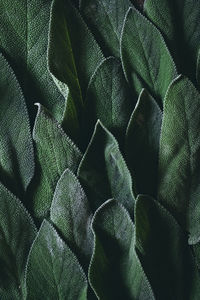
[125,89,162,196]
[0,182,36,299]
[25,220,87,299]
[144,0,200,82]
[89,199,155,300]
[158,76,200,244]
[78,120,135,216]
[48,0,104,143]
[83,57,134,147]
[135,195,200,300]
[50,169,93,269]
[121,7,177,103]
[31,104,82,220]
[0,53,34,197]
[0,0,64,121]
[197,48,200,87]
[80,0,132,57]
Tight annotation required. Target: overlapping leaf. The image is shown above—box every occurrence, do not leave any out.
[0,0,64,121]
[126,89,162,196]
[48,0,104,143]
[135,195,200,299]
[80,0,132,57]
[25,220,87,299]
[78,120,135,216]
[0,53,34,197]
[0,182,36,299]
[158,76,200,244]
[89,199,155,300]
[83,57,133,147]
[121,7,177,103]
[31,104,82,220]
[50,169,93,269]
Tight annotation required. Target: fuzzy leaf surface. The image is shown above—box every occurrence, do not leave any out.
[25,220,87,299]
[89,199,155,300]
[0,183,36,299]
[158,76,200,244]
[78,121,134,216]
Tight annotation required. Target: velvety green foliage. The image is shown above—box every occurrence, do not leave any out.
[135,195,200,300]
[31,104,82,220]
[0,182,36,299]
[0,0,64,121]
[89,199,155,300]
[50,169,93,269]
[78,120,135,216]
[121,7,177,103]
[126,89,162,196]
[80,0,132,57]
[48,0,104,143]
[197,48,200,87]
[83,57,133,147]
[25,220,88,299]
[158,76,200,244]
[144,0,200,82]
[0,53,34,197]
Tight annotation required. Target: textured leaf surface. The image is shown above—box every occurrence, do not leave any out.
[135,195,200,300]
[144,0,200,82]
[78,121,134,216]
[158,76,200,244]
[121,7,177,103]
[83,57,133,147]
[80,0,132,57]
[0,182,36,299]
[0,53,34,197]
[31,104,82,220]
[50,169,93,269]
[89,199,155,300]
[25,220,87,299]
[126,89,162,196]
[48,0,104,142]
[0,0,64,121]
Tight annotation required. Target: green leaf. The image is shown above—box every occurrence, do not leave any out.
[158,76,200,244]
[50,169,93,269]
[25,220,87,299]
[121,7,177,103]
[0,52,34,197]
[48,0,104,143]
[0,0,64,121]
[80,0,132,57]
[125,89,162,196]
[144,0,200,82]
[197,48,200,87]
[30,104,82,220]
[83,57,134,147]
[78,120,135,216]
[135,195,200,300]
[0,182,36,299]
[89,199,155,300]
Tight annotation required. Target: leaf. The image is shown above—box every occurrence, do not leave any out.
[83,57,134,147]
[50,169,93,270]
[120,7,177,103]
[135,195,200,300]
[30,104,82,220]
[89,199,155,300]
[48,0,104,143]
[25,220,87,299]
[0,52,34,197]
[80,0,132,57]
[144,0,200,82]
[0,182,36,299]
[125,89,162,196]
[0,0,64,121]
[78,120,135,216]
[197,48,200,87]
[158,76,200,244]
